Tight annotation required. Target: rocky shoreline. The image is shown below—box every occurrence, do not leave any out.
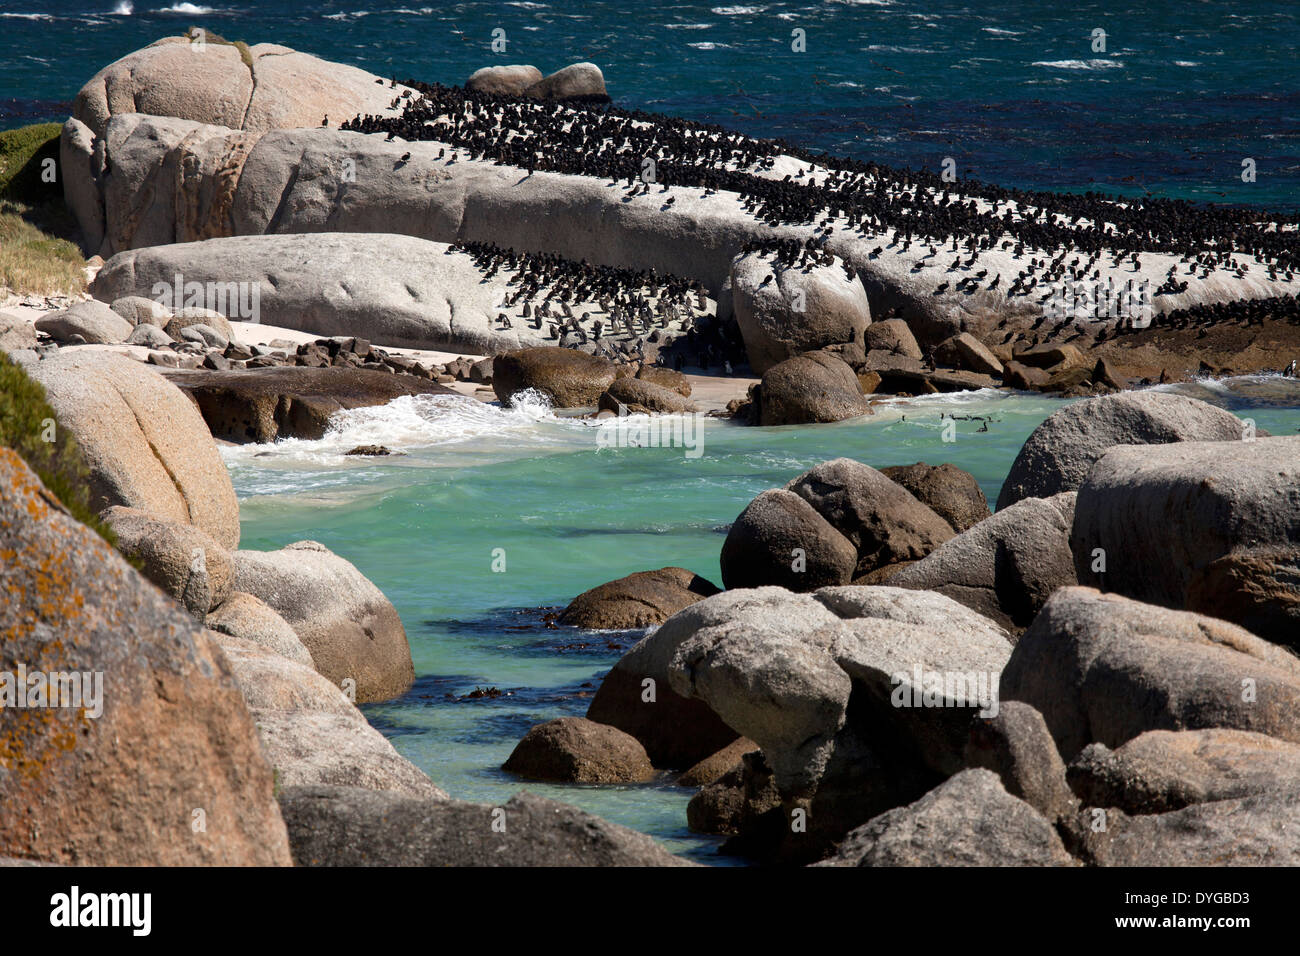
[2,31,1299,868]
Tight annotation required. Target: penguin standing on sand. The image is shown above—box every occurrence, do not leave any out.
[1286,359,1298,378]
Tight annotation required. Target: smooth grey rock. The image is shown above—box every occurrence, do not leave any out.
[206,591,314,668]
[33,300,131,344]
[1072,435,1300,649]
[720,488,858,592]
[104,506,232,619]
[730,248,870,374]
[757,350,871,425]
[125,321,173,347]
[466,64,543,95]
[27,350,240,547]
[890,492,1077,632]
[278,785,693,866]
[231,540,415,703]
[996,391,1249,508]
[1002,587,1300,761]
[94,233,544,355]
[814,769,1075,866]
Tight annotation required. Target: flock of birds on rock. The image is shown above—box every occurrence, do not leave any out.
[342,79,1300,370]
[452,239,742,368]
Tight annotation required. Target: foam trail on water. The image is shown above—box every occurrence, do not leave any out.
[220,391,585,467]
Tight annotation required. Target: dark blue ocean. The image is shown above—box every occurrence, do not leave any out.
[2,0,1297,211]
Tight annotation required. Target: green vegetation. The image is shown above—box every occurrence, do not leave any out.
[185,27,254,69]
[0,352,115,544]
[0,122,86,297]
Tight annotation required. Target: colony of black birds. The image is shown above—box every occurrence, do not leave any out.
[343,80,1299,280]
[452,239,744,368]
[340,79,1300,369]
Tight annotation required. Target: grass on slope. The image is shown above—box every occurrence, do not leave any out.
[0,122,86,298]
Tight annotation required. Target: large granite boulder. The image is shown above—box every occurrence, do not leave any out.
[165,365,457,443]
[72,34,408,137]
[1002,588,1300,761]
[587,589,840,768]
[502,717,655,784]
[1072,436,1300,649]
[996,392,1248,508]
[212,633,442,799]
[466,64,543,96]
[206,591,314,668]
[889,492,1077,632]
[278,786,692,866]
[92,233,544,355]
[730,248,870,374]
[1067,729,1300,815]
[560,567,721,629]
[0,449,290,865]
[27,351,240,548]
[756,351,871,426]
[103,506,233,620]
[878,461,990,533]
[524,62,608,101]
[813,770,1075,867]
[493,347,617,408]
[231,540,415,704]
[719,489,858,592]
[33,300,131,345]
[785,458,955,577]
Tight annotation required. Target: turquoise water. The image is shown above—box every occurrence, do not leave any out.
[226,379,1300,864]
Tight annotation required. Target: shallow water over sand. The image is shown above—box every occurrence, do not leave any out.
[225,378,1300,863]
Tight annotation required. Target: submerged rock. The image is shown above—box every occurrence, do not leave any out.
[503,717,655,784]
[561,566,720,630]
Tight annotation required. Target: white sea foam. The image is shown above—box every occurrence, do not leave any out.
[0,10,55,18]
[1174,60,1200,67]
[666,22,715,29]
[220,390,585,468]
[688,41,729,49]
[1032,58,1124,70]
[111,0,132,13]
[157,2,212,13]
[711,5,766,15]
[981,27,1022,36]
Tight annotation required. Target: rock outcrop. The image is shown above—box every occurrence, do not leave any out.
[1072,435,1300,649]
[231,540,416,704]
[996,392,1248,508]
[27,351,240,548]
[560,567,721,629]
[0,449,290,865]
